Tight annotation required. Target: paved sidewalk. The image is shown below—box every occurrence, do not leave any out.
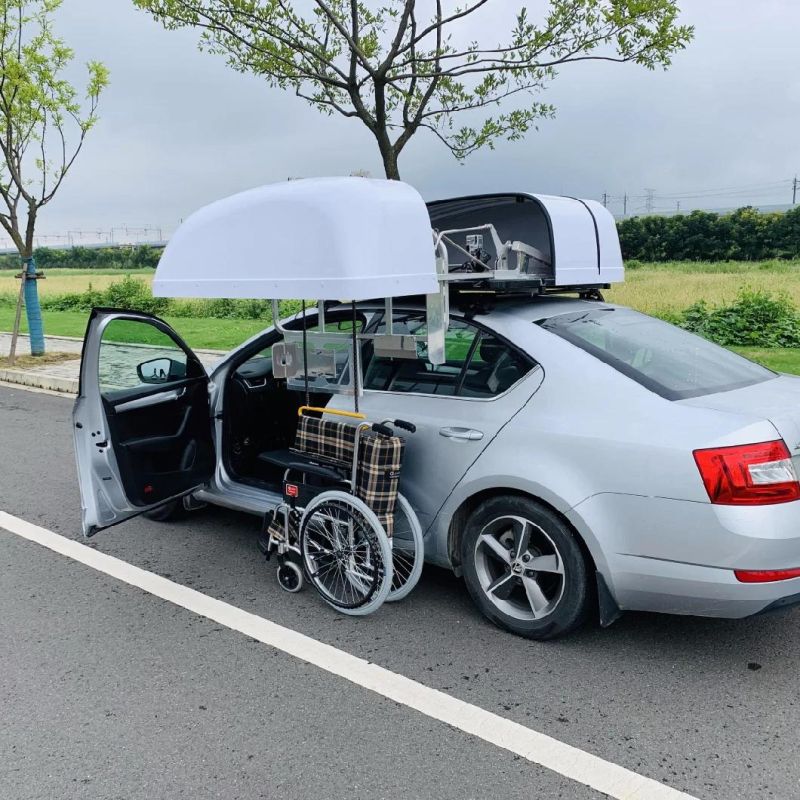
[0,332,223,394]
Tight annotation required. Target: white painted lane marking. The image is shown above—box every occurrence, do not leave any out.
[0,510,699,800]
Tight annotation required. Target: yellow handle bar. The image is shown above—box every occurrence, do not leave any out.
[298,405,366,420]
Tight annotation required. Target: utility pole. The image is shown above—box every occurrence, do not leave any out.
[793,175,798,205]
[623,193,628,216]
[602,192,608,208]
[676,200,681,213]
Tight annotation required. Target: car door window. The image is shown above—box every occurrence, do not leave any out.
[363,313,478,396]
[363,312,532,398]
[459,331,534,397]
[98,318,192,396]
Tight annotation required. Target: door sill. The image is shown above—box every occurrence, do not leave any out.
[196,476,282,517]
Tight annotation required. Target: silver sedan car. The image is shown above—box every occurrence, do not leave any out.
[74,297,800,639]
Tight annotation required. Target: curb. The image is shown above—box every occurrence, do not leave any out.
[0,367,78,395]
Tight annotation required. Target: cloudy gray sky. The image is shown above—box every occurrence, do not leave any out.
[18,0,800,243]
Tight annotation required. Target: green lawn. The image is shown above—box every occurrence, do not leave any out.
[0,308,269,351]
[0,267,155,277]
[732,347,800,375]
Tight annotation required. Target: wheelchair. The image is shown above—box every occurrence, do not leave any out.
[258,406,424,616]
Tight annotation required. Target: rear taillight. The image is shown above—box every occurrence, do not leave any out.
[735,567,800,583]
[693,440,800,506]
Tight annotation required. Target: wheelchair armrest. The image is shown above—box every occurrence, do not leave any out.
[287,461,347,484]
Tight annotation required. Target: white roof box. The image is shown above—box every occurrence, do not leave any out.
[427,193,624,288]
[154,177,439,301]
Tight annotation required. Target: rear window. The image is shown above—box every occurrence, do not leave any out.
[540,308,776,400]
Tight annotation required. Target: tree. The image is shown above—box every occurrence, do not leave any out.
[1,0,108,361]
[134,0,692,180]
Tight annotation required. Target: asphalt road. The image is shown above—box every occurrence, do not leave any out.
[1,383,799,800]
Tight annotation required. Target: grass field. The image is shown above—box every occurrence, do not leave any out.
[1,261,799,372]
[0,308,267,351]
[605,260,800,317]
[730,348,800,374]
[4,261,799,315]
[0,268,155,298]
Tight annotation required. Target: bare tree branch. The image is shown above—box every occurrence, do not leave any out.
[134,0,693,178]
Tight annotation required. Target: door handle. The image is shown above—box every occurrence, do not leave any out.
[439,426,484,441]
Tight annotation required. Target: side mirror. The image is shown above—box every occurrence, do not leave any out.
[137,357,186,384]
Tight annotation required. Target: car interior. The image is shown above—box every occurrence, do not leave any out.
[222,304,533,491]
[222,308,367,491]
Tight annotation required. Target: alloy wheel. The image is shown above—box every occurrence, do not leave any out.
[473,514,565,621]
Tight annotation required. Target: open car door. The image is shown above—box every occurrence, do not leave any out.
[73,308,215,537]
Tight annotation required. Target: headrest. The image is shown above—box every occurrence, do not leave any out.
[479,336,504,363]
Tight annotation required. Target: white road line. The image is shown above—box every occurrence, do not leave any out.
[0,509,699,800]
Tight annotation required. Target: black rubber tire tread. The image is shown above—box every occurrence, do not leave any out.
[461,495,591,640]
[143,499,185,522]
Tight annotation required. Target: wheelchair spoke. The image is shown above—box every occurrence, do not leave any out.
[301,496,389,610]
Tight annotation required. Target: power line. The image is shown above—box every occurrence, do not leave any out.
[651,179,792,200]
[599,174,799,216]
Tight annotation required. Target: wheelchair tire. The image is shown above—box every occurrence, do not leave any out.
[385,493,424,602]
[299,490,393,616]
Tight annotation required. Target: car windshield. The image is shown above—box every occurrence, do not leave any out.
[540,307,776,400]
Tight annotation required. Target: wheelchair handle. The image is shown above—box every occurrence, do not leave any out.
[392,419,416,433]
[375,418,417,436]
[298,405,366,420]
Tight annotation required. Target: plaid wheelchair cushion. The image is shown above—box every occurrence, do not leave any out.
[354,432,405,538]
[293,415,405,537]
[295,415,356,463]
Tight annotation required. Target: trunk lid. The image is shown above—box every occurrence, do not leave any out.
[680,374,800,458]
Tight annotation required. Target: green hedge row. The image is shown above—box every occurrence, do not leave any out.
[618,206,800,262]
[0,245,161,270]
[1,205,797,268]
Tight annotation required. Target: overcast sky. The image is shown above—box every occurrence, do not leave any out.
[17,0,800,243]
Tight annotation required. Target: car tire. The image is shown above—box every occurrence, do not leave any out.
[461,495,591,640]
[143,499,185,522]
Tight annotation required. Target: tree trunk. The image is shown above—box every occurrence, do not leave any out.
[375,129,401,180]
[379,146,401,179]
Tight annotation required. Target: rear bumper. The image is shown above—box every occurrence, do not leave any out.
[567,493,800,619]
[602,551,800,618]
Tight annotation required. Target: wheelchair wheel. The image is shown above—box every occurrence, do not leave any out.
[299,490,393,616]
[386,493,424,602]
